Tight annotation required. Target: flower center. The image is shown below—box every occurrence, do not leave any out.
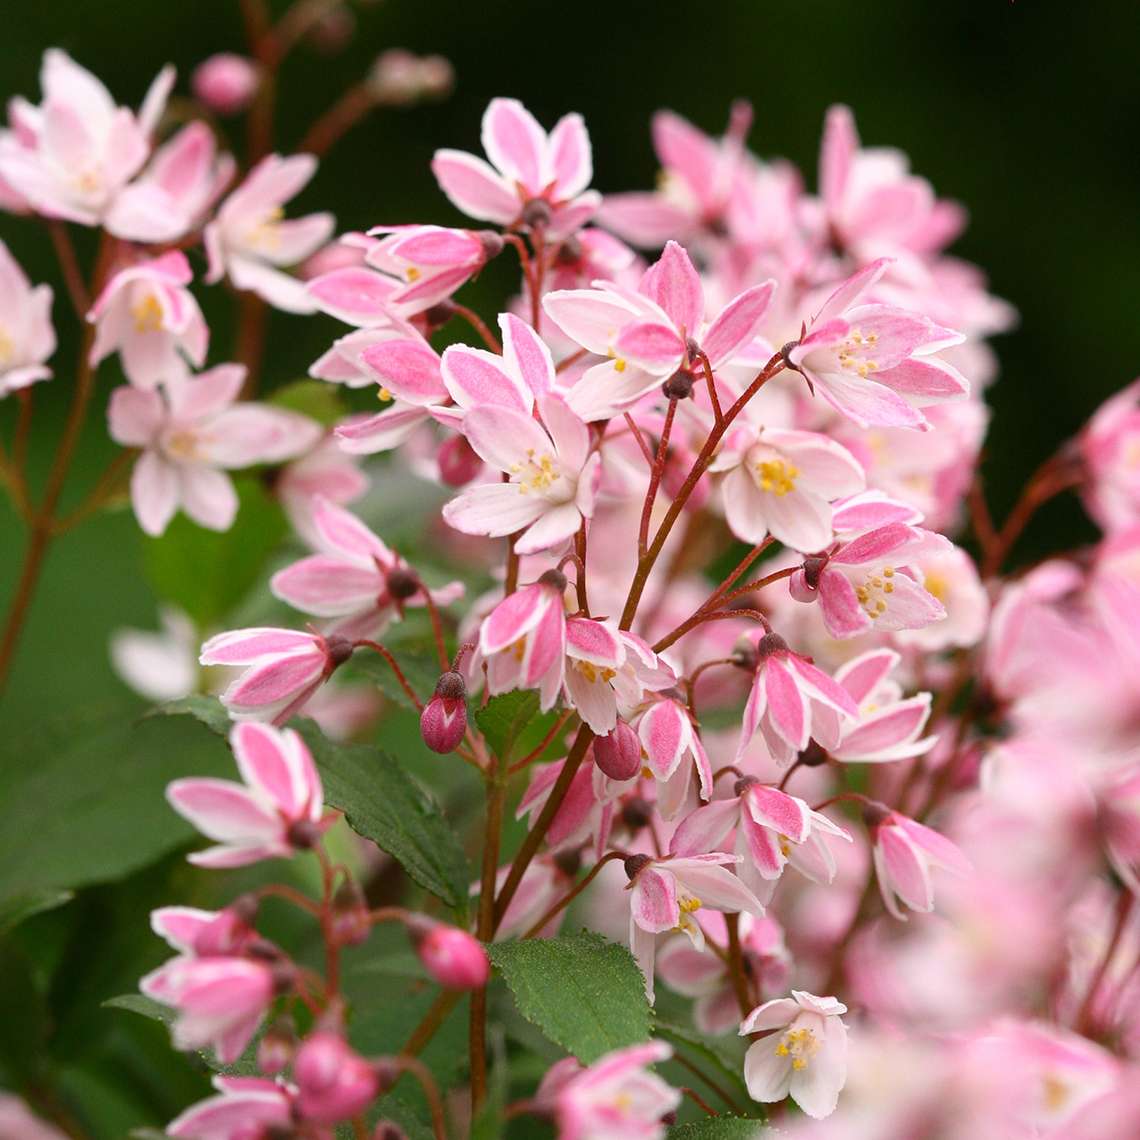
[164,429,200,461]
[574,660,617,684]
[855,565,896,618]
[246,206,285,251]
[756,457,798,496]
[511,449,559,495]
[405,266,421,282]
[836,327,880,379]
[923,572,948,603]
[775,1026,820,1071]
[131,292,165,333]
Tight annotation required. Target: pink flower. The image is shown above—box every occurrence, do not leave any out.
[0,239,55,398]
[599,102,755,246]
[443,393,600,554]
[788,512,949,639]
[657,912,790,1035]
[637,697,714,820]
[88,251,208,388]
[543,240,774,420]
[166,1076,299,1140]
[276,439,368,545]
[107,121,235,243]
[740,990,848,1119]
[710,423,864,552]
[205,154,335,313]
[671,781,852,904]
[1081,378,1140,532]
[149,904,257,958]
[192,53,260,115]
[1102,767,1140,892]
[736,632,858,765]
[478,572,568,710]
[110,605,198,701]
[544,1041,681,1140]
[294,1031,379,1124]
[271,496,463,641]
[0,1096,69,1140]
[141,954,281,1063]
[819,104,965,263]
[107,363,320,535]
[432,97,596,238]
[199,627,352,724]
[0,50,172,230]
[626,852,765,1001]
[787,259,969,428]
[166,722,331,865]
[824,649,936,764]
[868,808,971,919]
[893,541,989,650]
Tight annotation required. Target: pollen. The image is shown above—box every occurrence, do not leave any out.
[510,450,558,495]
[246,206,285,251]
[509,637,527,662]
[405,266,421,282]
[574,660,617,684]
[857,565,897,619]
[923,572,949,603]
[756,458,799,496]
[378,387,392,402]
[775,1026,820,1071]
[614,358,627,373]
[679,895,702,914]
[131,293,165,333]
[837,327,880,379]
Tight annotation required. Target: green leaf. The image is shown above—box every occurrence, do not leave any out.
[103,994,173,1026]
[489,931,651,1064]
[0,705,232,904]
[0,888,73,935]
[267,378,346,426]
[152,700,471,911]
[142,476,287,626]
[475,690,540,759]
[668,1118,767,1139]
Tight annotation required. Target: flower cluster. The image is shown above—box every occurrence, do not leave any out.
[4,28,1140,1140]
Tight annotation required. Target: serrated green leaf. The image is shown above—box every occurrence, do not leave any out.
[489,931,651,1064]
[268,378,346,426]
[153,702,472,912]
[475,690,540,759]
[0,888,73,934]
[668,1118,767,1139]
[142,476,287,626]
[0,705,232,903]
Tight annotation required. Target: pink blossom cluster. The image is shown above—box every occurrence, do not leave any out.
[4,33,1140,1140]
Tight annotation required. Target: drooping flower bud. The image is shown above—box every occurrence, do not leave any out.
[331,880,372,947]
[406,918,490,989]
[437,434,483,487]
[294,1030,380,1124]
[420,672,468,754]
[593,720,642,782]
[192,54,259,115]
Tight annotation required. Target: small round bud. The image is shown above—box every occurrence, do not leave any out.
[192,53,259,115]
[661,370,694,400]
[593,720,642,782]
[331,880,371,947]
[386,566,420,601]
[295,1030,379,1125]
[420,673,468,754]
[368,49,454,104]
[800,555,827,592]
[538,567,569,593]
[407,920,490,989]
[437,434,484,487]
[521,198,554,230]
[756,632,789,660]
[623,853,653,881]
[257,1016,297,1075]
[733,775,760,798]
[620,797,653,832]
[799,740,829,767]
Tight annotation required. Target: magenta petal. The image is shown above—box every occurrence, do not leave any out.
[632,868,680,933]
[640,240,703,333]
[764,660,807,750]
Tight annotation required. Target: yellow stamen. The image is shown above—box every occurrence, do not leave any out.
[756,457,799,497]
[131,293,165,333]
[509,449,558,495]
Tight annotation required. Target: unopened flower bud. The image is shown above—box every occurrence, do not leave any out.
[406,918,490,989]
[420,672,468,754]
[331,880,371,947]
[593,720,642,781]
[258,1016,297,1075]
[295,1030,379,1124]
[437,434,483,486]
[192,53,259,115]
[368,49,454,105]
[661,370,694,400]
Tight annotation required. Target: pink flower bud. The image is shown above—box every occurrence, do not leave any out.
[593,720,642,781]
[192,54,259,115]
[368,49,455,105]
[420,673,468,754]
[294,1031,379,1124]
[408,919,490,989]
[331,880,372,947]
[437,435,483,487]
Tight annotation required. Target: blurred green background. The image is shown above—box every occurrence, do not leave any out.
[1,0,1139,1134]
